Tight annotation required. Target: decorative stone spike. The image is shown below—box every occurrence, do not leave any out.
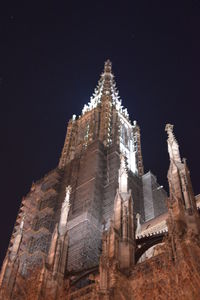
[165,123,181,163]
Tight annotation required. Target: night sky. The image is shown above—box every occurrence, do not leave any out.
[0,1,200,266]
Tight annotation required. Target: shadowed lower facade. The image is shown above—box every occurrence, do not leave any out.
[1,61,200,299]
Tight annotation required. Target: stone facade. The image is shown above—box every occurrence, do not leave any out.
[142,171,167,221]
[1,61,200,299]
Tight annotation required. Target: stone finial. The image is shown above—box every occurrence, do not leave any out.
[165,123,174,135]
[165,124,178,146]
[104,59,112,73]
[165,123,181,163]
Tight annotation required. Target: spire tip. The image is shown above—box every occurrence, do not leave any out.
[165,124,174,136]
[104,59,112,73]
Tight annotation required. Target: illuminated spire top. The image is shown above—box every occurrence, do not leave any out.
[104,59,112,73]
[81,60,129,119]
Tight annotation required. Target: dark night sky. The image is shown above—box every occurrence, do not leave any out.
[0,1,200,266]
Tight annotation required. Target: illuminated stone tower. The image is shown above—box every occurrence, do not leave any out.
[0,61,167,299]
[58,60,146,273]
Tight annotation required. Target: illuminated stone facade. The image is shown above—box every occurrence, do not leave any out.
[1,61,200,299]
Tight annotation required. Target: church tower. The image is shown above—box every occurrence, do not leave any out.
[57,60,145,274]
[0,61,167,299]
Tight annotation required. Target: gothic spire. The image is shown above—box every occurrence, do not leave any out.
[104,59,112,73]
[81,60,129,119]
[166,123,197,213]
[165,124,181,163]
